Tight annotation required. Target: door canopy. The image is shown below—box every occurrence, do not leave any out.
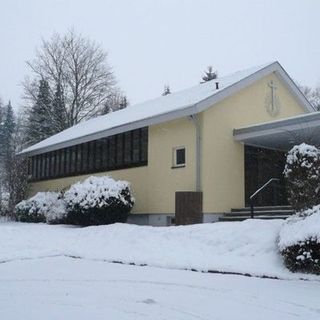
[234,112,320,151]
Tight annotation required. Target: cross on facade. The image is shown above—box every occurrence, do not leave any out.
[268,80,277,110]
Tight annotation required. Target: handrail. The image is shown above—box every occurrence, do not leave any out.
[249,178,280,219]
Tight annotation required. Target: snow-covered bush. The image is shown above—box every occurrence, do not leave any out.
[64,176,134,226]
[279,205,320,274]
[284,143,320,211]
[15,192,67,224]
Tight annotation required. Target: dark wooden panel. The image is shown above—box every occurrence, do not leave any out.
[175,192,203,225]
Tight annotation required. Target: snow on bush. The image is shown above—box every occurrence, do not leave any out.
[64,175,134,226]
[284,143,320,211]
[279,206,320,274]
[15,192,66,224]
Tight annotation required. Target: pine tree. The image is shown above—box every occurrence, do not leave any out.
[52,82,67,133]
[0,101,5,158]
[201,66,218,83]
[162,85,171,96]
[119,96,129,109]
[26,79,53,144]
[0,100,5,214]
[0,101,16,214]
[3,101,15,158]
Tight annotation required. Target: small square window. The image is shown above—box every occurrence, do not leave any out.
[173,147,186,167]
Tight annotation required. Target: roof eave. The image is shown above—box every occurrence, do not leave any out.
[19,104,198,156]
[20,61,314,157]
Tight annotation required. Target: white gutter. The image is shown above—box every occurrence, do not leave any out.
[189,114,201,192]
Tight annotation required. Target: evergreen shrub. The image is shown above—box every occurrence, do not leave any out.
[64,176,134,226]
[284,143,320,211]
[15,191,66,223]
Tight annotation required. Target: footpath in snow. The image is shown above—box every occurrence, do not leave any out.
[0,220,319,281]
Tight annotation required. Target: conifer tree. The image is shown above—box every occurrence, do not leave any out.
[201,66,218,83]
[162,85,171,96]
[119,96,129,109]
[3,101,15,158]
[26,79,53,144]
[0,101,5,158]
[52,82,68,133]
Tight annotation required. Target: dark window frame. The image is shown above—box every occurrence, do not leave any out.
[28,127,149,182]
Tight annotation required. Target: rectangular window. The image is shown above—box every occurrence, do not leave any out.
[173,147,186,167]
[60,149,65,176]
[55,150,60,177]
[80,143,87,173]
[141,127,148,163]
[124,131,132,165]
[101,138,109,170]
[41,154,45,179]
[76,144,82,173]
[65,148,70,175]
[28,127,149,181]
[50,152,55,178]
[108,136,116,168]
[132,129,140,163]
[70,146,76,174]
[95,139,102,171]
[116,134,123,167]
[88,141,95,171]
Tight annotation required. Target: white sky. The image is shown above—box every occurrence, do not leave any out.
[0,0,319,110]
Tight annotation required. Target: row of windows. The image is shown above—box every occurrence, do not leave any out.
[28,127,148,181]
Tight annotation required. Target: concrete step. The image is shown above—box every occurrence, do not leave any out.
[231,205,292,212]
[226,210,294,217]
[219,215,291,222]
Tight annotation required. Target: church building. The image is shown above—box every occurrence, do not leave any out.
[20,61,317,225]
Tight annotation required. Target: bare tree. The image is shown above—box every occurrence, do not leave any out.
[23,30,119,130]
[299,85,320,110]
[101,91,129,114]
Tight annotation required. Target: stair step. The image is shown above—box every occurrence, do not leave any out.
[231,206,292,212]
[226,210,294,217]
[219,215,290,222]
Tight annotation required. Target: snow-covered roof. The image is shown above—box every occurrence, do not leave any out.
[20,61,314,156]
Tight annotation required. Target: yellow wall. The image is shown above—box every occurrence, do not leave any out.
[201,73,308,213]
[29,117,196,214]
[28,73,308,215]
[29,166,149,213]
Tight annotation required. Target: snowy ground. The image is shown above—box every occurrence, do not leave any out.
[1,256,319,320]
[0,220,319,280]
[0,221,319,319]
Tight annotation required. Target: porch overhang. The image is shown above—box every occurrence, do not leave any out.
[234,112,320,151]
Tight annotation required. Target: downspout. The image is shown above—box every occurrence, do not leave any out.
[189,114,201,192]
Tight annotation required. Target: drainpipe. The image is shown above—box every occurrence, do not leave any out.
[189,114,201,192]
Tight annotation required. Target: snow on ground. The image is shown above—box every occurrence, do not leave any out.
[0,220,319,280]
[0,256,319,320]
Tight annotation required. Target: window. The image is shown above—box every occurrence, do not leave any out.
[173,147,186,168]
[28,127,149,181]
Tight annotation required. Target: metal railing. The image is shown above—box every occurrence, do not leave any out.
[249,178,280,219]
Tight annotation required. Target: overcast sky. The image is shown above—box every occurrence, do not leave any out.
[0,0,319,110]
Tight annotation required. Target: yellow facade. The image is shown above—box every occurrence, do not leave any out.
[29,73,307,216]
[201,73,307,213]
[29,117,196,214]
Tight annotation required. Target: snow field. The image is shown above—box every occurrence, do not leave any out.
[0,220,319,280]
[1,256,319,320]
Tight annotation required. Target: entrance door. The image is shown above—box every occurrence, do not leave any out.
[245,146,288,207]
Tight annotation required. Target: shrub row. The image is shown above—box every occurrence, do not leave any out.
[15,176,134,226]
